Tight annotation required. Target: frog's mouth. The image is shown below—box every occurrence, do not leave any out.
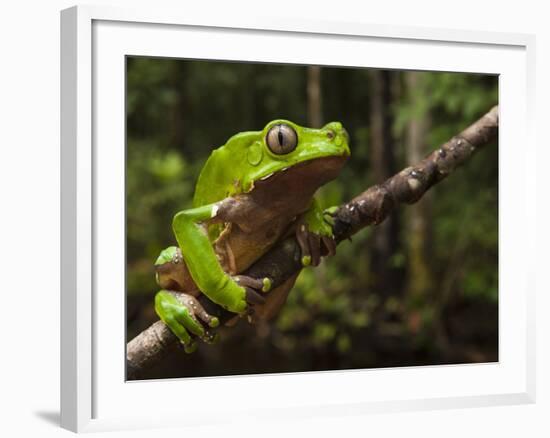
[251,155,348,201]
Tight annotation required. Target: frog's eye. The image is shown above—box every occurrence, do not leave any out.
[266,124,298,155]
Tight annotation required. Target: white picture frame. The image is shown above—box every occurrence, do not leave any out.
[60,4,536,433]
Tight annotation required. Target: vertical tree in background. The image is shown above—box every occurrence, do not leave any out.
[403,71,436,338]
[305,65,331,306]
[368,70,401,302]
[307,66,323,128]
[169,61,187,150]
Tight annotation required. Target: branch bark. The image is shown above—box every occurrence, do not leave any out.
[126,105,499,380]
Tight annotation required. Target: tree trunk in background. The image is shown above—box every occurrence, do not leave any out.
[404,72,437,338]
[307,66,323,128]
[368,70,400,300]
[306,65,330,293]
[169,61,187,151]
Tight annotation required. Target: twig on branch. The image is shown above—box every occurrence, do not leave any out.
[126,105,499,380]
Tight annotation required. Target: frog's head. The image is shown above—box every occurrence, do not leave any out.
[241,119,351,193]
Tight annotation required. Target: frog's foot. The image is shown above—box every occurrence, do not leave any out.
[155,290,220,353]
[233,275,272,309]
[296,222,337,267]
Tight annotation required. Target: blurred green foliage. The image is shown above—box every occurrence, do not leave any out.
[126,57,498,378]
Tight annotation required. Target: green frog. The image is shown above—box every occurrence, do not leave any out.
[154,119,350,352]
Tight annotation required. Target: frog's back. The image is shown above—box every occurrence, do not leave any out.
[192,147,232,207]
[192,131,260,207]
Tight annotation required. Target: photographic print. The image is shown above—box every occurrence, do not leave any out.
[125,57,498,380]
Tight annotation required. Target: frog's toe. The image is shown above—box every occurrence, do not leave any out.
[202,331,221,345]
[244,287,266,305]
[183,340,197,354]
[233,275,268,305]
[321,235,337,257]
[322,210,337,229]
[162,314,192,346]
[231,275,269,317]
[308,232,321,266]
[296,223,334,267]
[180,293,220,328]
[234,275,272,293]
[296,223,312,266]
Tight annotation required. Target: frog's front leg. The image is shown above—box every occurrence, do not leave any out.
[172,203,267,314]
[296,197,337,267]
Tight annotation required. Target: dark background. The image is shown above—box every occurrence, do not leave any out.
[126,57,498,379]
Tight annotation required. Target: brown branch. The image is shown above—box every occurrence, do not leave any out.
[126,105,499,380]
